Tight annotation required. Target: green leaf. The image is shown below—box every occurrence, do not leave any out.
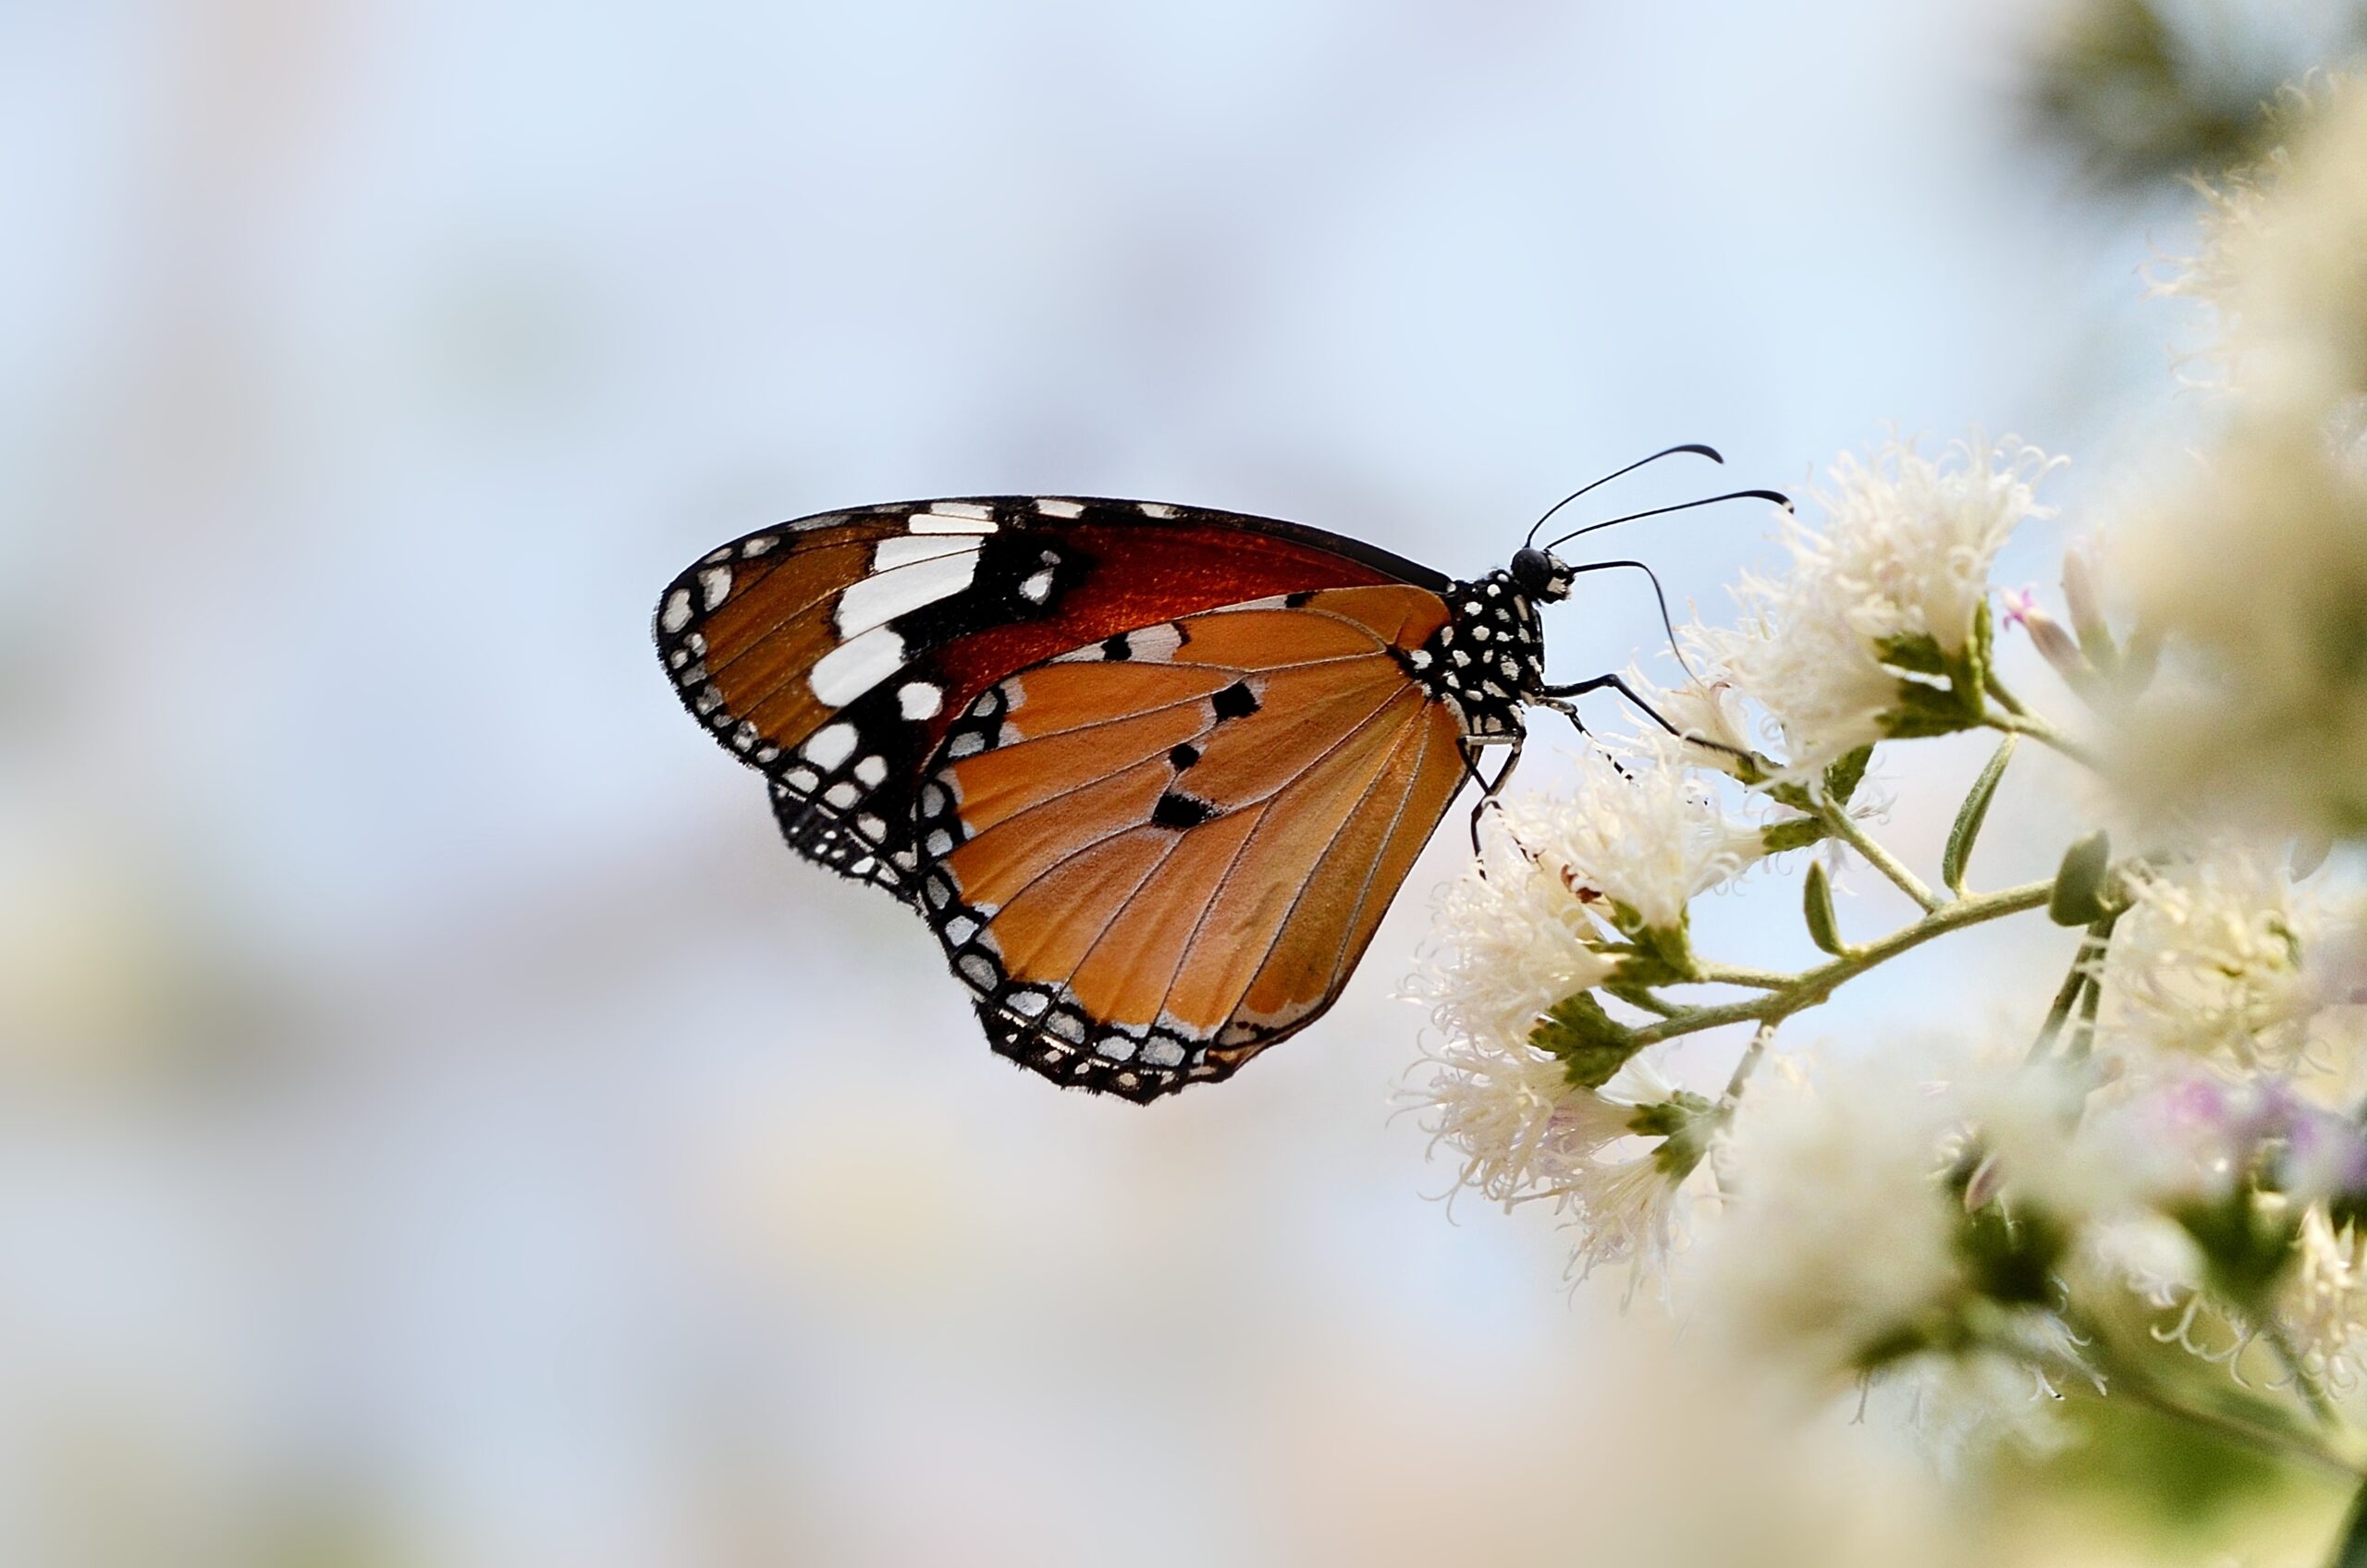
[1760,817,1828,854]
[2049,829,2117,925]
[1612,916,1698,986]
[1943,735,2017,894]
[1624,1091,1715,1139]
[1529,992,1639,1090]
[1878,677,1985,740]
[1822,744,1875,806]
[1803,860,1848,956]
[1967,596,1994,691]
[1873,631,1949,676]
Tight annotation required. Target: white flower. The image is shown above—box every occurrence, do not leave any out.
[1947,1056,2116,1222]
[1880,1319,2091,1465]
[2116,85,2367,839]
[1404,1024,1635,1208]
[1699,1046,1973,1379]
[2274,1205,2367,1392]
[1403,1040,1706,1294]
[1699,1044,2098,1458]
[2083,1214,2208,1312]
[2115,418,2367,837]
[1694,435,2062,774]
[2154,78,2367,408]
[2102,844,2349,1072]
[1527,742,1763,938]
[1623,656,1766,777]
[1408,755,1759,1031]
[1406,805,1622,1056]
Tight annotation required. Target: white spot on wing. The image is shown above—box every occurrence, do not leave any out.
[912,501,997,533]
[661,589,693,632]
[699,566,733,608]
[853,754,888,787]
[802,725,857,771]
[898,681,943,719]
[809,625,907,706]
[1018,569,1054,603]
[1137,502,1180,519]
[835,551,979,636]
[824,780,859,808]
[1034,497,1085,519]
[872,534,979,570]
[1128,623,1184,661]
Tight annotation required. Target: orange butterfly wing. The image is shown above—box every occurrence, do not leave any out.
[656,498,1446,896]
[914,584,1470,1100]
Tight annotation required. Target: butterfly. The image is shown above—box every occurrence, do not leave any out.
[655,451,1782,1102]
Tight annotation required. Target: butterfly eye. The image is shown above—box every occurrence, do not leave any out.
[1509,547,1564,602]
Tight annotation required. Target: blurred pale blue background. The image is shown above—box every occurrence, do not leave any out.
[0,2,2244,1563]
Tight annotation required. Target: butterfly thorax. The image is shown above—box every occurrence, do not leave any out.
[1403,570,1548,741]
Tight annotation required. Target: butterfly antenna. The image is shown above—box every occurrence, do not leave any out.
[1523,443,1725,549]
[1541,488,1791,553]
[1561,558,1708,686]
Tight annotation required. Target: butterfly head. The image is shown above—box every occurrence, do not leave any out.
[1507,546,1574,605]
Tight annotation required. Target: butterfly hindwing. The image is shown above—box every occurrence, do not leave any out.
[910,586,1471,1101]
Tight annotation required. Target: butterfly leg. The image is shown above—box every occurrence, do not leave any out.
[1459,734,1526,865]
[1538,672,1751,767]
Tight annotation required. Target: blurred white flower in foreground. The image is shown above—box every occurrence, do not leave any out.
[2154,76,2367,408]
[2120,82,2367,839]
[2103,845,2349,1072]
[1701,1050,1963,1377]
[1697,1047,2087,1450]
[2276,1206,2367,1391]
[1697,435,2061,775]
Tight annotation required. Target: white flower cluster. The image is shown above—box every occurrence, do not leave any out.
[1405,751,1767,1292]
[1692,435,2061,775]
[2103,843,2351,1071]
[1401,73,2367,1497]
[2119,80,2367,835]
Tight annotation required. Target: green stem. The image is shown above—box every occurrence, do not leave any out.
[1625,879,2054,1049]
[1722,1021,1775,1106]
[1985,704,2106,773]
[2028,915,2116,1064]
[2067,920,2114,1062]
[1817,792,1943,913]
[2027,949,2091,1063]
[1691,962,1794,991]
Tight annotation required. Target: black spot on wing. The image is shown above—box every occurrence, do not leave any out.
[1168,742,1201,769]
[1151,790,1219,829]
[1211,680,1260,720]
